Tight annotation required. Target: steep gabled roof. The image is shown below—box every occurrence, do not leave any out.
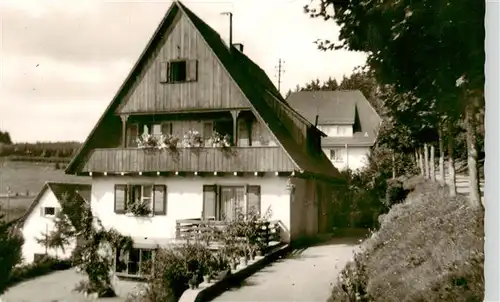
[65,1,338,179]
[287,90,382,147]
[16,182,91,229]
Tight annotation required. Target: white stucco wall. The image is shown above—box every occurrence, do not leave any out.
[90,176,291,243]
[21,190,76,264]
[317,125,353,137]
[322,146,371,172]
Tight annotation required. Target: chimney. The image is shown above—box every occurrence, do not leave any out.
[221,12,233,49]
[314,115,319,127]
[233,43,244,52]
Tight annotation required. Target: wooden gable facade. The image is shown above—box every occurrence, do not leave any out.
[65,1,340,181]
[117,10,249,113]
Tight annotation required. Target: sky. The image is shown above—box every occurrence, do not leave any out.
[0,0,367,143]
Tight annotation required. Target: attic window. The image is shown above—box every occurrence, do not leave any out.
[160,59,198,83]
[42,207,56,216]
[170,61,187,82]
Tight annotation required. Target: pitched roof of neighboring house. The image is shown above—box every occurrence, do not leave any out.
[65,1,339,179]
[15,182,91,228]
[286,90,382,147]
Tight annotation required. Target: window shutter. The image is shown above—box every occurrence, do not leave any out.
[40,207,44,216]
[55,208,61,216]
[166,62,172,83]
[247,185,261,216]
[202,185,217,220]
[160,62,169,83]
[186,59,198,82]
[115,185,127,214]
[153,185,167,215]
[161,122,173,135]
[128,124,139,147]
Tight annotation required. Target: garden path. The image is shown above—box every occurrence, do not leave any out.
[0,268,126,302]
[211,235,365,302]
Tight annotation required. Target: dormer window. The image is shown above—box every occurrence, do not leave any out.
[160,59,198,83]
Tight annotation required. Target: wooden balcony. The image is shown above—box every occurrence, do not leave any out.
[80,147,296,173]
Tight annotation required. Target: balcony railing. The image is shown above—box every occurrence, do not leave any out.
[80,147,296,173]
[175,219,282,250]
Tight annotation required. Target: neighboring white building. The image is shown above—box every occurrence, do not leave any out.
[287,90,382,172]
[64,1,341,281]
[16,182,91,264]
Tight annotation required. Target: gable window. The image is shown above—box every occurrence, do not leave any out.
[115,247,154,278]
[170,60,187,82]
[40,206,58,217]
[330,149,344,162]
[114,184,167,215]
[202,185,261,220]
[160,59,198,84]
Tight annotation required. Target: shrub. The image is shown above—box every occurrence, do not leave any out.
[383,178,410,208]
[136,243,221,302]
[7,256,72,289]
[329,177,484,302]
[0,212,24,294]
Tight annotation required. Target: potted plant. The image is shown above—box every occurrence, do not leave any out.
[136,133,160,150]
[203,266,213,284]
[208,131,231,150]
[127,201,151,217]
[238,244,248,267]
[182,130,204,148]
[229,258,237,271]
[247,243,259,261]
[159,134,180,153]
[188,274,198,289]
[256,248,264,257]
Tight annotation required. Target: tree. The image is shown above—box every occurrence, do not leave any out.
[305,0,484,208]
[43,192,132,297]
[322,76,339,90]
[301,78,322,91]
[0,210,24,294]
[0,131,13,145]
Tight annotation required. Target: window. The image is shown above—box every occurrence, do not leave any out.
[114,184,167,215]
[203,122,213,145]
[115,248,154,277]
[330,149,344,162]
[128,122,173,147]
[170,61,187,82]
[202,185,261,220]
[40,206,57,217]
[159,59,198,83]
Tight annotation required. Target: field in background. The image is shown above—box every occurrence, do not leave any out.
[0,160,90,221]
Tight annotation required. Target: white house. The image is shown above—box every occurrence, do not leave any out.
[287,90,382,172]
[16,182,91,264]
[64,0,342,280]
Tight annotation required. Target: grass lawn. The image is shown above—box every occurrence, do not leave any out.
[1,269,126,302]
[0,160,90,195]
[0,160,90,221]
